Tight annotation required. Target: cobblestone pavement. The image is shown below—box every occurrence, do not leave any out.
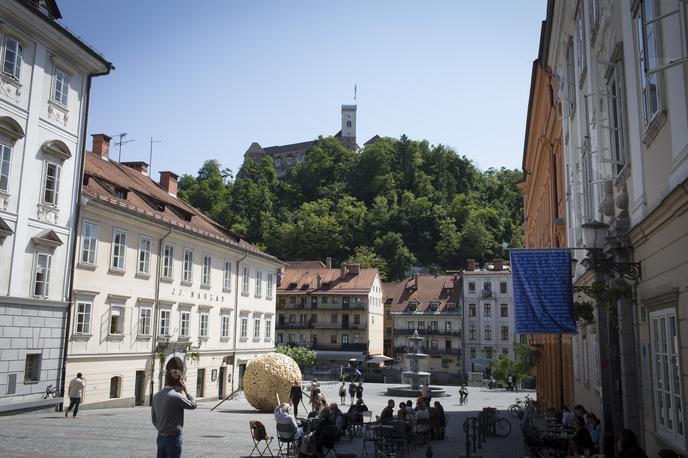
[0,383,532,458]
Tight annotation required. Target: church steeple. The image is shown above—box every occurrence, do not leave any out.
[341,104,356,150]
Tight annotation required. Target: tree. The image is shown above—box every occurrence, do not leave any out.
[374,232,416,281]
[346,246,389,281]
[276,344,316,367]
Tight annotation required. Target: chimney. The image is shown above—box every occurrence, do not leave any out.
[277,270,283,287]
[122,161,149,176]
[92,134,112,160]
[316,274,322,289]
[159,171,179,197]
[349,264,360,275]
[494,259,504,271]
[414,274,419,290]
[340,262,348,280]
[466,259,476,271]
[325,257,332,269]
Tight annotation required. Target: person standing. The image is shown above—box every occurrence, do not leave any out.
[65,372,85,418]
[290,380,303,417]
[355,382,363,402]
[151,369,197,458]
[348,379,356,405]
[309,379,320,412]
[338,382,346,405]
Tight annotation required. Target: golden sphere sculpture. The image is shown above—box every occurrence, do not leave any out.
[243,352,302,412]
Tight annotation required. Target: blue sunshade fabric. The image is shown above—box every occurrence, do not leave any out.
[510,249,577,334]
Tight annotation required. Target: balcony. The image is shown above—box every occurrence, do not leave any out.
[312,322,343,330]
[394,329,461,337]
[481,290,493,299]
[312,343,368,352]
[276,322,313,329]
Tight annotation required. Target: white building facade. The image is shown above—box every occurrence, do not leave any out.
[461,260,517,375]
[65,137,281,408]
[0,0,111,412]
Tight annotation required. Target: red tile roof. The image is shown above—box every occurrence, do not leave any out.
[384,275,462,314]
[278,266,378,294]
[82,152,279,263]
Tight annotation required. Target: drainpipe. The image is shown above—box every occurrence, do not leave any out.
[232,249,249,391]
[59,67,111,410]
[149,227,173,404]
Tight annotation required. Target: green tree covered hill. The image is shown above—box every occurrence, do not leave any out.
[178,135,523,281]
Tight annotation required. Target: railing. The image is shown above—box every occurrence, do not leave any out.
[312,343,368,352]
[394,329,460,337]
[276,322,312,329]
[481,290,493,298]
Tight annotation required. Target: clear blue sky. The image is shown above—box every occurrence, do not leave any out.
[59,0,546,179]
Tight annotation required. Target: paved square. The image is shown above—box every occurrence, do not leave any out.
[0,383,531,457]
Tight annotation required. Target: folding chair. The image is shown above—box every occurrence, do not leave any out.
[361,420,379,457]
[415,417,431,445]
[318,425,338,458]
[276,423,298,457]
[250,420,275,457]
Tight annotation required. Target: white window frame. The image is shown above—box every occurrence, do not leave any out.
[650,308,685,447]
[0,142,11,193]
[159,309,171,337]
[202,254,211,286]
[2,36,22,81]
[32,252,51,298]
[265,318,272,339]
[241,266,249,295]
[111,229,127,271]
[52,66,69,107]
[180,311,190,338]
[221,314,231,338]
[575,1,587,84]
[468,282,475,294]
[183,248,193,283]
[199,312,209,338]
[41,161,61,206]
[241,317,248,338]
[24,353,41,383]
[606,55,629,176]
[255,270,262,298]
[636,0,663,127]
[223,259,232,291]
[80,221,98,266]
[139,306,152,336]
[109,305,124,336]
[137,236,152,275]
[254,317,261,338]
[162,243,174,279]
[74,301,92,335]
[267,273,274,300]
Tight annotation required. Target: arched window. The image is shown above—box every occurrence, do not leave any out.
[109,376,121,398]
[346,120,352,128]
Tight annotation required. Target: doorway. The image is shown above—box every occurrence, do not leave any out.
[218,367,226,399]
[196,368,206,398]
[238,364,246,388]
[135,371,145,406]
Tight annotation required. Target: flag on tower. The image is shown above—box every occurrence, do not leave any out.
[354,84,357,101]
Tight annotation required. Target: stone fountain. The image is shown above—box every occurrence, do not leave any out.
[386,330,446,397]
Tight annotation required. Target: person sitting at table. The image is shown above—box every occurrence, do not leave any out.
[585,412,601,452]
[380,399,395,422]
[561,405,575,428]
[428,403,444,439]
[397,402,407,419]
[348,398,368,413]
[405,400,416,418]
[568,416,594,456]
[617,428,648,458]
[573,404,588,420]
[274,403,304,443]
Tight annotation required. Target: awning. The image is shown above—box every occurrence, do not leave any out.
[367,355,393,364]
[470,357,491,365]
[315,351,366,362]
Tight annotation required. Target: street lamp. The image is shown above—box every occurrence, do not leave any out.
[580,221,641,280]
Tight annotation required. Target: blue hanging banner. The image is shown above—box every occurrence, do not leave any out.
[510,249,577,334]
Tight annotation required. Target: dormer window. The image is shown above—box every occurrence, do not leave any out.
[409,302,417,312]
[430,302,439,311]
[114,188,127,199]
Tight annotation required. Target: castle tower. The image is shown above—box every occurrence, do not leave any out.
[340,104,357,150]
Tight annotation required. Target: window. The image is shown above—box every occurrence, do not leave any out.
[242,267,249,295]
[139,307,151,336]
[219,314,230,338]
[331,313,338,324]
[468,282,475,294]
[430,340,438,350]
[484,325,492,340]
[110,306,124,335]
[469,304,476,317]
[353,333,360,343]
[502,348,509,356]
[42,162,60,206]
[288,333,295,343]
[330,334,337,344]
[501,326,509,341]
[277,333,284,343]
[469,325,476,340]
[111,230,127,271]
[183,249,193,282]
[636,0,662,126]
[180,311,190,338]
[566,38,576,115]
[159,310,171,336]
[354,314,360,325]
[500,282,507,294]
[408,321,415,330]
[275,158,281,167]
[80,222,98,265]
[322,296,328,304]
[441,359,450,369]
[575,2,587,83]
[289,314,295,323]
[74,301,91,334]
[241,317,248,338]
[650,309,684,445]
[254,318,261,338]
[484,304,491,317]
[3,37,22,80]
[162,243,173,278]
[109,376,121,399]
[199,254,211,286]
[223,260,232,290]
[24,354,41,382]
[445,340,452,351]
[501,304,509,318]
[483,282,492,292]
[287,156,292,165]
[265,318,272,339]
[52,67,69,106]
[138,236,151,274]
[470,347,476,359]
[485,347,493,360]
[0,143,10,192]
[255,270,262,297]
[342,334,349,344]
[33,253,51,298]
[418,321,425,331]
[267,273,273,299]
[200,313,209,338]
[445,322,452,332]
[607,57,628,175]
[300,333,306,343]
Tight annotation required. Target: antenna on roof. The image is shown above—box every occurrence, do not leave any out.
[149,137,162,177]
[114,133,135,162]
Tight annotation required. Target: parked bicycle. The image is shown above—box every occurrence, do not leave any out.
[508,394,535,418]
[483,408,512,438]
[41,384,59,399]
